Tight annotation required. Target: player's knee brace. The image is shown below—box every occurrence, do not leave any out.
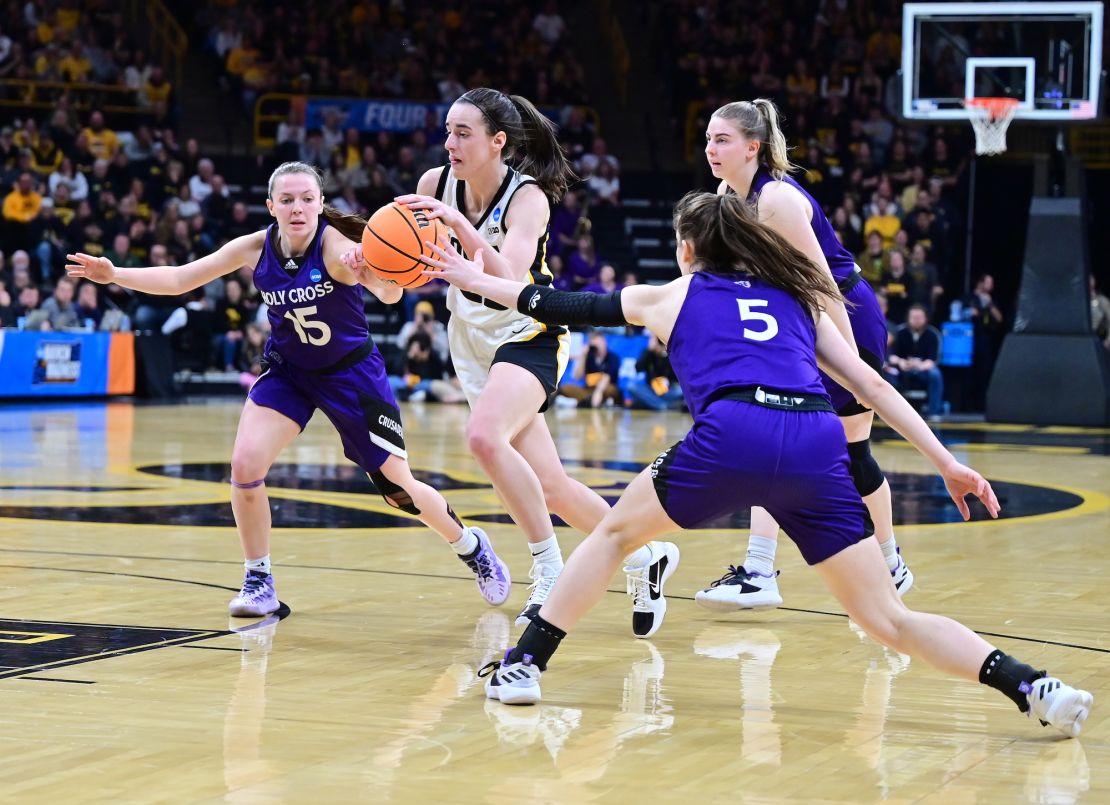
[368,470,421,515]
[846,439,885,497]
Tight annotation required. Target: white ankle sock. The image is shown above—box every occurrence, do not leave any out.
[452,527,480,556]
[245,555,271,575]
[745,536,777,577]
[529,535,563,569]
[623,544,654,569]
[879,535,900,571]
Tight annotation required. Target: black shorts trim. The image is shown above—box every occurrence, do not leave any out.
[836,347,884,417]
[649,442,680,515]
[492,331,565,413]
[359,393,407,458]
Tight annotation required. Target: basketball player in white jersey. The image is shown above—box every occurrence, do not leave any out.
[397,89,674,633]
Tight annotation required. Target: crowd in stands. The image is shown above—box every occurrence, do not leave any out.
[6,1,1104,414]
[196,0,587,114]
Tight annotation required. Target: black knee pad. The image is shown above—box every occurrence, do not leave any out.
[368,470,421,516]
[847,439,885,497]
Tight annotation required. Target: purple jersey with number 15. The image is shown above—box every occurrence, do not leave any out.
[667,271,828,420]
[253,218,369,369]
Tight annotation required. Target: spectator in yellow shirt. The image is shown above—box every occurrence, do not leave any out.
[33,42,63,80]
[3,172,42,249]
[226,37,260,77]
[3,173,42,222]
[82,110,119,160]
[864,198,902,249]
[59,40,92,83]
[31,131,62,174]
[144,66,173,106]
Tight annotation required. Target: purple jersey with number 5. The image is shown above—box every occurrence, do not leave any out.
[667,271,828,419]
[253,218,369,369]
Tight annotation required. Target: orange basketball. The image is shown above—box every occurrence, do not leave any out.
[361,202,447,288]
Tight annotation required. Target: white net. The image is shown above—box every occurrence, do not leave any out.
[966,99,1019,156]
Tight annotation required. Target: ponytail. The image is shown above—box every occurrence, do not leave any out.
[509,95,575,201]
[672,191,837,318]
[322,205,368,243]
[711,99,797,180]
[457,87,576,201]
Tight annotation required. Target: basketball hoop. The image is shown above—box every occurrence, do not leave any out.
[964,97,1020,156]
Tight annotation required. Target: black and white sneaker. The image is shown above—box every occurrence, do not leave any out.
[480,650,543,705]
[1026,677,1094,738]
[625,541,680,639]
[694,565,782,612]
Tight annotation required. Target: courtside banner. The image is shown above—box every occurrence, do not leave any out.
[0,331,134,397]
[305,99,451,133]
[304,99,563,134]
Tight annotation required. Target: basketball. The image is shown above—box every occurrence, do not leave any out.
[361,202,446,288]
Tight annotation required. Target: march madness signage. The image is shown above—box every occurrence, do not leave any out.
[33,340,82,385]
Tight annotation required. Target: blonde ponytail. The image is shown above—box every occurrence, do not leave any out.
[711,98,797,180]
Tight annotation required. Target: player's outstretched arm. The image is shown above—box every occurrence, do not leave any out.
[814,313,1000,520]
[66,233,265,296]
[423,237,688,340]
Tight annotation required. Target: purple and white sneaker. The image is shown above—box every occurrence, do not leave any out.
[694,565,783,612]
[228,570,279,617]
[459,528,512,606]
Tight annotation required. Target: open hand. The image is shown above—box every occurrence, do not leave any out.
[65,253,117,284]
[421,236,484,290]
[941,461,1000,520]
[394,194,462,229]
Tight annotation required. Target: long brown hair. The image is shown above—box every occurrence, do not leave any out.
[457,88,575,201]
[712,99,795,180]
[672,191,838,318]
[267,160,367,241]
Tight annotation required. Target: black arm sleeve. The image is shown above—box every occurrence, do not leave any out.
[515,284,628,327]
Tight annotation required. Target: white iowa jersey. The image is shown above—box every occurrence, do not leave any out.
[435,165,557,331]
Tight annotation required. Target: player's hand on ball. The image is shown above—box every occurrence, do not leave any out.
[422,236,484,289]
[65,253,117,284]
[340,245,366,270]
[394,194,461,229]
[941,461,1000,520]
[340,246,374,285]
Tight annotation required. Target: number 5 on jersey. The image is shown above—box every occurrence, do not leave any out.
[284,305,332,346]
[737,299,778,341]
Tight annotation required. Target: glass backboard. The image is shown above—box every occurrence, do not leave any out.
[902,2,1103,120]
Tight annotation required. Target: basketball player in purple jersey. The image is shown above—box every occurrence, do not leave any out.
[424,192,1092,737]
[65,161,511,617]
[698,99,911,610]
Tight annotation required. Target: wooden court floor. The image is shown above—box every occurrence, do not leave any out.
[0,398,1107,803]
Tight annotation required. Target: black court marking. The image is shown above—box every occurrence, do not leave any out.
[0,486,148,493]
[555,461,1082,527]
[0,500,417,529]
[137,462,489,493]
[873,423,1110,456]
[23,677,96,684]
[0,463,1085,528]
[0,614,224,680]
[0,559,1105,658]
[0,569,291,679]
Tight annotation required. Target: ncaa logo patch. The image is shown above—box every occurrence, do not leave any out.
[492,207,501,223]
[310,268,322,283]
